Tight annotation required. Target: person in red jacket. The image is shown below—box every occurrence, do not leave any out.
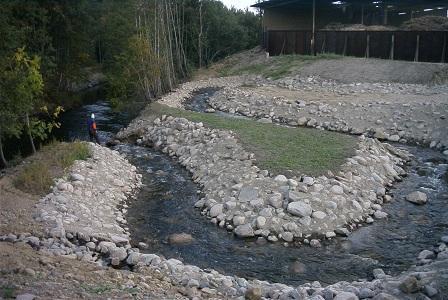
[87,113,100,144]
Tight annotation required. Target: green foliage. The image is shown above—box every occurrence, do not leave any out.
[14,141,90,195]
[1,286,16,299]
[148,103,356,176]
[30,106,64,142]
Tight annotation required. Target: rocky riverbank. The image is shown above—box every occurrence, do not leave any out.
[118,116,411,246]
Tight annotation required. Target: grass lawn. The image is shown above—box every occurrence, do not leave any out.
[218,53,342,80]
[14,141,90,195]
[148,103,357,177]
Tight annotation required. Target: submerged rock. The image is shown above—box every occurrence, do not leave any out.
[406,191,428,205]
[168,233,194,245]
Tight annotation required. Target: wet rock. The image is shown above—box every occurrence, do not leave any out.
[406,191,428,205]
[310,239,321,248]
[209,204,224,218]
[168,233,194,245]
[418,249,435,260]
[399,275,421,294]
[234,224,255,237]
[281,232,294,242]
[374,211,388,219]
[287,201,312,217]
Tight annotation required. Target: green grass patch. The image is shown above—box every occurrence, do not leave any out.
[219,53,342,80]
[148,103,356,176]
[1,286,15,299]
[14,141,90,195]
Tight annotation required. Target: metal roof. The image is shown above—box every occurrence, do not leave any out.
[252,0,448,10]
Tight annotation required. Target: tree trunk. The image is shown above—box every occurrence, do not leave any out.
[0,135,7,168]
[25,113,36,154]
[198,0,203,69]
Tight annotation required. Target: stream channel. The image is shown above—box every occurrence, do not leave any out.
[57,87,448,286]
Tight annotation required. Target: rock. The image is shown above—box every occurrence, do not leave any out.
[423,285,438,297]
[335,228,350,236]
[288,191,302,202]
[302,176,314,186]
[268,193,283,208]
[374,211,388,219]
[168,233,194,245]
[126,252,142,265]
[297,117,308,126]
[110,235,129,245]
[239,186,259,202]
[418,249,435,260]
[274,175,288,184]
[388,135,400,142]
[334,291,358,300]
[358,288,375,299]
[110,247,127,262]
[310,239,321,248]
[325,231,336,238]
[312,211,327,219]
[372,293,399,300]
[233,216,246,226]
[373,268,386,279]
[209,204,224,218]
[138,242,148,249]
[406,191,428,205]
[16,294,36,300]
[256,216,266,229]
[442,236,448,243]
[234,224,255,238]
[281,232,294,242]
[70,173,85,181]
[287,201,312,217]
[245,286,262,300]
[399,275,420,294]
[330,185,344,195]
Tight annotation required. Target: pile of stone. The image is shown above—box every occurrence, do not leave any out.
[2,232,447,299]
[35,143,142,245]
[118,115,411,245]
[207,86,448,152]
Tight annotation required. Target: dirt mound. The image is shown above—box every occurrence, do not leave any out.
[294,57,448,84]
[402,16,448,31]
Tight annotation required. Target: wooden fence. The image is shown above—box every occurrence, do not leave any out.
[264,30,448,63]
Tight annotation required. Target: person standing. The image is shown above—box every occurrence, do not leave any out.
[87,113,100,144]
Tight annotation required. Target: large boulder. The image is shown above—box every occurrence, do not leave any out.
[405,191,428,205]
[234,224,255,238]
[334,291,358,300]
[287,201,312,217]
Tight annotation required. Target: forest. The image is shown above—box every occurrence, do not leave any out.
[0,0,261,167]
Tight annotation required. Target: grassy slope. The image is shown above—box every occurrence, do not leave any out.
[14,141,90,195]
[149,103,356,177]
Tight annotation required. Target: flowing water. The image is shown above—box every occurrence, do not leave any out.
[58,88,448,286]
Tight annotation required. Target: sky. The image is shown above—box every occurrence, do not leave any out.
[220,0,257,11]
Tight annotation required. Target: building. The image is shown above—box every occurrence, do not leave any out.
[252,0,448,62]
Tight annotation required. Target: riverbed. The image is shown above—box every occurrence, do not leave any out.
[57,88,448,286]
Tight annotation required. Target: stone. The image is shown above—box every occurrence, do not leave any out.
[233,216,246,226]
[239,186,258,202]
[373,268,386,279]
[358,288,375,299]
[126,252,142,265]
[245,286,262,300]
[287,201,312,217]
[298,117,308,126]
[372,293,399,300]
[16,294,36,300]
[302,176,314,186]
[310,239,321,248]
[281,232,294,242]
[388,135,400,142]
[70,173,85,181]
[234,224,255,238]
[406,191,428,205]
[168,233,194,245]
[325,231,336,238]
[335,228,350,236]
[423,285,438,297]
[110,247,127,262]
[312,211,327,219]
[334,292,358,300]
[330,185,344,195]
[399,276,420,294]
[418,249,435,260]
[256,216,266,229]
[288,191,302,202]
[209,204,224,218]
[268,193,283,208]
[374,211,388,219]
[274,175,288,184]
